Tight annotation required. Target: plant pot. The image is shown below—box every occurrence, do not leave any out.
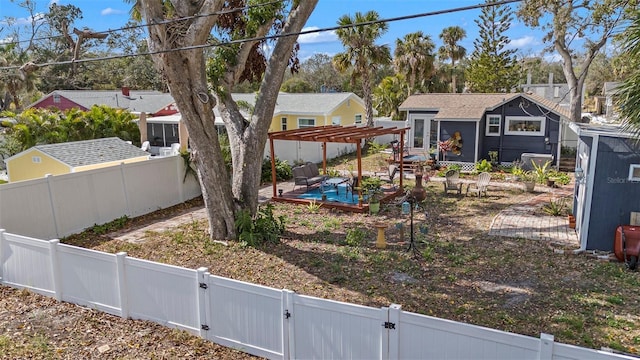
[369,202,380,215]
[546,179,555,187]
[523,181,535,192]
[568,215,576,229]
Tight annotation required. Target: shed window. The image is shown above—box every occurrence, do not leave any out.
[53,94,60,103]
[629,164,640,182]
[298,118,315,128]
[32,156,41,163]
[504,116,545,136]
[355,114,362,124]
[485,115,501,136]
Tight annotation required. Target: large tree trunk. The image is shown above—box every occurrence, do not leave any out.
[140,1,236,240]
[219,2,319,214]
[163,53,237,239]
[139,0,317,239]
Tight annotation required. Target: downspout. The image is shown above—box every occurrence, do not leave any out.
[498,99,505,163]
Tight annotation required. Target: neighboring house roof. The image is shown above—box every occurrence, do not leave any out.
[399,92,571,120]
[146,92,365,125]
[231,92,366,116]
[521,83,571,107]
[27,90,176,115]
[6,137,149,168]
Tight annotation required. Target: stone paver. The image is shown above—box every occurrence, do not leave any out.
[488,186,579,248]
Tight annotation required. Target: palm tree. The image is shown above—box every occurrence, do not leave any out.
[616,9,640,140]
[394,31,435,96]
[333,11,391,127]
[373,74,408,120]
[0,44,38,111]
[438,26,467,93]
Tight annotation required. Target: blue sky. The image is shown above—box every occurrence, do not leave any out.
[1,0,546,60]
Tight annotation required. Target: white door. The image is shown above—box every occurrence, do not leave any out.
[409,115,435,151]
[575,143,589,233]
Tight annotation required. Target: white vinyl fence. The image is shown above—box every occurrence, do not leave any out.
[0,230,635,360]
[0,155,201,240]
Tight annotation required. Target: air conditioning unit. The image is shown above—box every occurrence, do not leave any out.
[520,153,553,171]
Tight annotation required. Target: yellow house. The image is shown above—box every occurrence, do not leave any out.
[141,92,368,153]
[4,137,150,182]
[231,92,367,132]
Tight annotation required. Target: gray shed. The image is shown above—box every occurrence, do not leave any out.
[571,122,640,251]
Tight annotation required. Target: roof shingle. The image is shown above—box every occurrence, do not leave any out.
[34,137,149,167]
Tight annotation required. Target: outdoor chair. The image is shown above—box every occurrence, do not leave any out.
[466,172,491,197]
[443,169,463,195]
[375,164,399,190]
[293,163,326,191]
[141,141,150,152]
[346,176,359,200]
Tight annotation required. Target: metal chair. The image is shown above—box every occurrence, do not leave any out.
[375,164,399,190]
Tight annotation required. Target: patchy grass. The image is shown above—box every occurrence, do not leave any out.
[3,154,639,358]
[66,181,640,355]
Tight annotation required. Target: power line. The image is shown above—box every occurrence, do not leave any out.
[2,0,285,47]
[0,0,523,71]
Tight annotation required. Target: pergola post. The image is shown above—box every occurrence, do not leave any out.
[270,137,277,198]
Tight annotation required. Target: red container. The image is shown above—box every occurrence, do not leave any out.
[614,225,640,263]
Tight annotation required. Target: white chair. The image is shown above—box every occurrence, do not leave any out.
[141,141,150,152]
[466,172,491,197]
[170,143,181,155]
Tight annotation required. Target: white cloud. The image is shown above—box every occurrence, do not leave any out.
[298,27,338,44]
[507,36,536,49]
[543,53,562,62]
[101,8,126,16]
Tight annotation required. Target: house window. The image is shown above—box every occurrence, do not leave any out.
[281,117,287,131]
[504,116,545,136]
[32,156,41,163]
[53,94,60,103]
[332,116,341,125]
[355,114,362,124]
[629,164,640,182]
[485,115,501,136]
[298,118,315,128]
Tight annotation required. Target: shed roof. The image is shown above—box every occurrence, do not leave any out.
[399,92,571,120]
[17,137,149,168]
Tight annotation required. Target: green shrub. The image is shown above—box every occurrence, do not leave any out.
[475,159,493,173]
[542,198,568,216]
[235,204,286,247]
[448,163,462,172]
[531,160,551,184]
[547,170,571,185]
[261,156,292,183]
[345,228,367,247]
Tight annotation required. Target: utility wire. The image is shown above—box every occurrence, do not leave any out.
[2,0,285,47]
[0,0,523,71]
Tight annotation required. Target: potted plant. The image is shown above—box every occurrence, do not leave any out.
[360,176,384,214]
[520,171,536,192]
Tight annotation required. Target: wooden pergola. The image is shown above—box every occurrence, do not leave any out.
[268,125,409,212]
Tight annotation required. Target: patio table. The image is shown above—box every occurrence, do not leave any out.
[321,177,349,194]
